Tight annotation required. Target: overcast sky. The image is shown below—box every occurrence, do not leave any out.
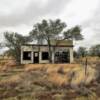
[0,0,100,49]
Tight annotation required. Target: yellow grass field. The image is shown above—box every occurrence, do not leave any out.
[25,63,96,86]
[0,57,99,100]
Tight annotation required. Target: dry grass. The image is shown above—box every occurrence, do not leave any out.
[0,58,99,99]
[48,72,69,87]
[75,56,100,65]
[25,64,81,72]
[25,64,97,87]
[0,59,17,72]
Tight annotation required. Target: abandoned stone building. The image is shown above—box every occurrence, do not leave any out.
[21,40,74,64]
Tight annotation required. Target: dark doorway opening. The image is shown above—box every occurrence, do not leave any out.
[34,52,39,63]
[55,51,70,63]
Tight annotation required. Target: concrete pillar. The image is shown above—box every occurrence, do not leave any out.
[39,52,41,63]
[52,52,55,63]
[31,52,33,63]
[70,48,74,63]
[21,50,23,64]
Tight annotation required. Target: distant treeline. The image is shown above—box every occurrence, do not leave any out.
[74,44,100,58]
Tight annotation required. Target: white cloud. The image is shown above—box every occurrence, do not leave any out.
[61,0,99,26]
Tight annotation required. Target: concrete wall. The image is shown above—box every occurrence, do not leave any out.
[69,48,74,63]
[21,45,50,64]
[21,46,33,64]
[21,45,74,64]
[39,52,49,63]
[54,47,74,63]
[39,46,49,63]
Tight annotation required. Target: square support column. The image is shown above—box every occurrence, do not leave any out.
[32,52,34,63]
[21,50,23,64]
[52,52,55,63]
[70,48,74,63]
[39,52,41,63]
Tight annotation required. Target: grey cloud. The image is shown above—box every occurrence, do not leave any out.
[81,2,100,46]
[0,0,71,27]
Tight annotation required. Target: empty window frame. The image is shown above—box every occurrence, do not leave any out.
[55,51,70,63]
[23,51,31,60]
[42,52,49,60]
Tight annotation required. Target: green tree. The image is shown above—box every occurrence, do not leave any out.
[4,32,31,64]
[89,44,100,57]
[77,47,87,57]
[0,43,4,49]
[30,19,66,63]
[64,26,83,41]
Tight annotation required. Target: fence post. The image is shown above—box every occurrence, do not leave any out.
[85,57,88,81]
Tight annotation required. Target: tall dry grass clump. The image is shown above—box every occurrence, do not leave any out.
[25,64,97,87]
[0,59,17,72]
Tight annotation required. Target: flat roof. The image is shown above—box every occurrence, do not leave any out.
[23,40,73,47]
[22,44,73,47]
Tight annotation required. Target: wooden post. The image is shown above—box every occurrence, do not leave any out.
[85,58,88,76]
[84,57,88,84]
